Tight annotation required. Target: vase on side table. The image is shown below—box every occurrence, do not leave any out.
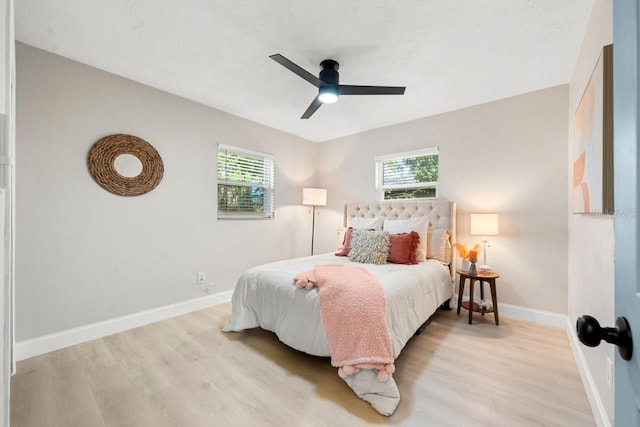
[461,259,471,272]
[468,260,477,275]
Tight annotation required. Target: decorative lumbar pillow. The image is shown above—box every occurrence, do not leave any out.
[383,216,429,262]
[388,231,420,265]
[348,230,390,264]
[347,216,385,231]
[335,227,355,257]
[427,228,452,264]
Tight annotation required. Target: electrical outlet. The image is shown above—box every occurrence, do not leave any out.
[606,357,613,389]
[197,272,206,285]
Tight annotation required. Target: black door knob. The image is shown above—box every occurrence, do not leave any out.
[576,315,633,361]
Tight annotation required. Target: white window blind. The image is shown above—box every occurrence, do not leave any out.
[217,144,275,219]
[375,147,439,200]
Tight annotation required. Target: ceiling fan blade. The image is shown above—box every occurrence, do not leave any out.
[301,96,323,119]
[339,85,406,95]
[269,54,321,87]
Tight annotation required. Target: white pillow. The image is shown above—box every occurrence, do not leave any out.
[346,216,385,231]
[384,216,429,261]
[427,228,452,265]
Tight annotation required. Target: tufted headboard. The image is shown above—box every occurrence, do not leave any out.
[344,200,457,280]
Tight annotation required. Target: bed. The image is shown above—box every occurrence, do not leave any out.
[223,200,457,415]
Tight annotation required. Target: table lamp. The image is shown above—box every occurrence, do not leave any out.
[470,213,499,271]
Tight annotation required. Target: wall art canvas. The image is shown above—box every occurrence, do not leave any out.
[572,44,613,214]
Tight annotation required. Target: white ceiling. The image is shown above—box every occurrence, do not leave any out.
[15,0,594,143]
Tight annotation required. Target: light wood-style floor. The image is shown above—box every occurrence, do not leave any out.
[11,303,595,427]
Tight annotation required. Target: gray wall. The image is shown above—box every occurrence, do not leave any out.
[16,43,318,341]
[315,85,570,314]
[567,0,614,423]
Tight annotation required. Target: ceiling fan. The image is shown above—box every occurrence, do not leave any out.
[269,54,406,119]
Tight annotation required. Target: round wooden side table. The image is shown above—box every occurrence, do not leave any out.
[456,269,501,325]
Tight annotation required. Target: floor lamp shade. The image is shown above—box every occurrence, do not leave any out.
[302,188,327,206]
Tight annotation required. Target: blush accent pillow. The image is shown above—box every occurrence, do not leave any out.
[348,229,390,264]
[427,228,452,264]
[387,231,420,265]
[347,216,385,231]
[383,216,429,262]
[335,227,355,257]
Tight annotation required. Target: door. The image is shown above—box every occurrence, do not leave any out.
[613,0,640,424]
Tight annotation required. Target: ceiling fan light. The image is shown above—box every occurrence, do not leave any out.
[318,87,338,104]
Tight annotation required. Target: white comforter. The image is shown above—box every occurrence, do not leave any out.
[222,253,453,415]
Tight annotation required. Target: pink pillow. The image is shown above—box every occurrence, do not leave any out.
[387,231,420,265]
[335,227,355,257]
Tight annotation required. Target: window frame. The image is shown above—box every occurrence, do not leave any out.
[375,147,439,201]
[217,143,275,220]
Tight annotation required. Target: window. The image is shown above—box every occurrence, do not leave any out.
[217,144,275,219]
[375,147,439,200]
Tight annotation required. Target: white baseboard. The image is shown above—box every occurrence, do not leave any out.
[496,302,568,328]
[452,295,567,328]
[15,290,233,362]
[566,319,612,427]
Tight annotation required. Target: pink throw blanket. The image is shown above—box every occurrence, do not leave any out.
[293,263,395,381]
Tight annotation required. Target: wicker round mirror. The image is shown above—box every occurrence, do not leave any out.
[88,134,164,196]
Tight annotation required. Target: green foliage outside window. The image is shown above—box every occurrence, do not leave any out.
[384,187,437,199]
[217,147,274,219]
[379,151,438,200]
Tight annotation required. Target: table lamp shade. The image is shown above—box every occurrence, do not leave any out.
[470,214,499,236]
[302,188,327,206]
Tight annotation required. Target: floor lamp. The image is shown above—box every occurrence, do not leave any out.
[470,213,500,271]
[302,188,327,255]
